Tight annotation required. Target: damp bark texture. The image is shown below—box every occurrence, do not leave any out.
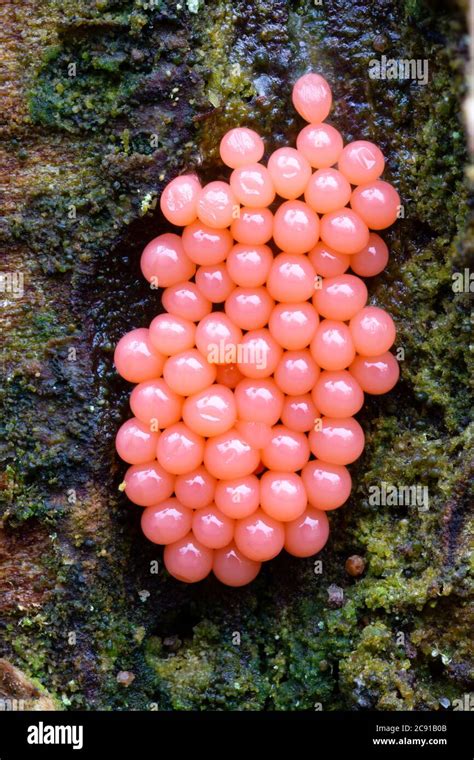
[1,0,473,710]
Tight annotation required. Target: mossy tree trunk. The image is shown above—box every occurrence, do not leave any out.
[1,0,472,710]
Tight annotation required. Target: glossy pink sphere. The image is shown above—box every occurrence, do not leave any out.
[220,127,264,168]
[192,504,235,549]
[350,180,400,230]
[195,263,235,303]
[124,461,175,507]
[215,363,244,389]
[349,351,399,394]
[234,378,284,425]
[313,274,368,320]
[197,181,237,229]
[149,313,196,356]
[162,281,211,322]
[260,471,307,522]
[320,208,369,254]
[164,533,213,583]
[261,425,310,472]
[115,417,159,465]
[349,306,396,355]
[114,328,164,383]
[312,370,364,417]
[297,124,343,169]
[301,460,352,511]
[156,422,204,475]
[174,465,217,510]
[310,319,356,370]
[214,475,260,519]
[195,313,243,362]
[284,507,329,557]
[141,498,192,544]
[182,221,233,265]
[305,169,351,214]
[230,163,275,207]
[226,243,273,287]
[292,73,332,123]
[204,429,260,480]
[269,302,319,350]
[160,174,201,226]
[237,329,283,379]
[130,379,183,429]
[274,207,312,263]
[141,233,196,288]
[225,286,274,330]
[235,420,273,449]
[274,350,320,395]
[281,394,318,433]
[350,232,389,278]
[267,147,312,200]
[231,207,273,245]
[273,200,319,255]
[309,416,365,465]
[213,542,261,586]
[234,508,285,561]
[267,253,316,303]
[163,349,216,396]
[338,140,385,185]
[309,242,350,278]
[182,384,237,437]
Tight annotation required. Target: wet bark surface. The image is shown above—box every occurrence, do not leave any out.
[0,0,472,710]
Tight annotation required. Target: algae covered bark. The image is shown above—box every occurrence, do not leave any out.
[0,0,472,710]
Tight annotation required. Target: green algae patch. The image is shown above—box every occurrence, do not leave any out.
[145,625,268,711]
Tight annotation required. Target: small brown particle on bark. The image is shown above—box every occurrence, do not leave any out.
[372,34,388,53]
[345,555,366,577]
[116,671,135,687]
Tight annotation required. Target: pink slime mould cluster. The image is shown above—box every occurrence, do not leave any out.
[114,72,400,587]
